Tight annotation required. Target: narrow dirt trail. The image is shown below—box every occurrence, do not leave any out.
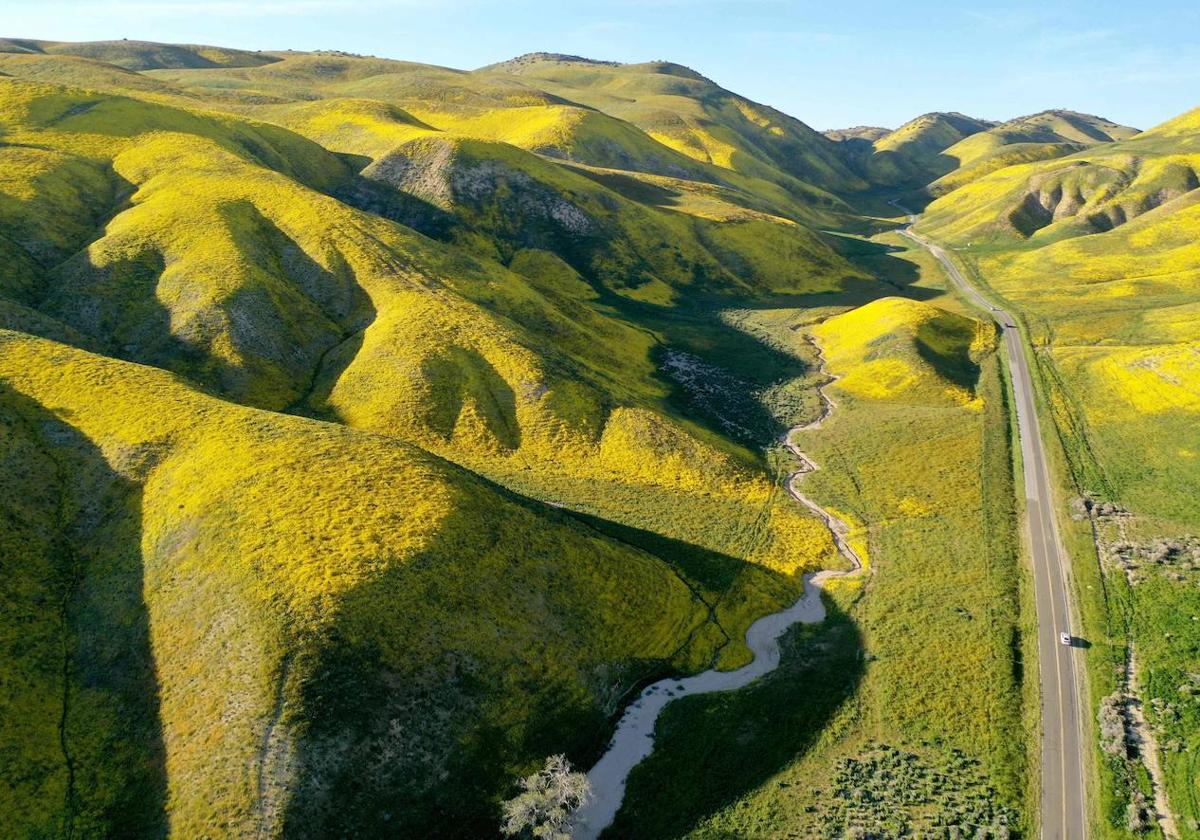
[1128,650,1179,839]
[570,336,863,840]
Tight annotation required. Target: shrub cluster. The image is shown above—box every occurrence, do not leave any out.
[812,745,1018,838]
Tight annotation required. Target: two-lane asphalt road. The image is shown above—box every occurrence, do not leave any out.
[898,216,1088,839]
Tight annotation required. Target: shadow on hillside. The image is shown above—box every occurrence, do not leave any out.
[649,326,813,450]
[835,187,937,220]
[221,201,378,408]
[869,148,961,187]
[895,188,937,213]
[17,168,211,372]
[576,244,948,453]
[822,233,944,303]
[412,345,521,449]
[2,389,168,837]
[584,287,831,451]
[47,224,249,401]
[572,166,683,208]
[270,451,857,839]
[49,198,381,413]
[609,595,864,838]
[614,244,959,449]
[915,330,983,393]
[338,173,460,240]
[565,508,751,595]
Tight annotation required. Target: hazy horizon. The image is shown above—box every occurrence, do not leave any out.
[3,0,1198,132]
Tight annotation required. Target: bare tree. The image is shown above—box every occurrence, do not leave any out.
[500,755,591,840]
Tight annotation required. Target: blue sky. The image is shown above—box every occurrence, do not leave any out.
[4,0,1198,130]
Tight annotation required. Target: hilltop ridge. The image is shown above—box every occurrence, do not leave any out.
[828,111,996,189]
[0,37,278,70]
[479,52,622,70]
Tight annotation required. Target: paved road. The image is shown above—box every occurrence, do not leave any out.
[898,215,1088,839]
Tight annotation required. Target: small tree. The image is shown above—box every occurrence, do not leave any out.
[500,755,591,840]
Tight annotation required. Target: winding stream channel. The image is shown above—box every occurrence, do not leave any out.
[570,340,864,839]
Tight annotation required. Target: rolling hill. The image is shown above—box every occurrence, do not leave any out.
[919,115,1191,243]
[117,49,863,225]
[478,52,867,196]
[828,111,995,189]
[927,109,1139,196]
[826,108,1137,203]
[0,47,857,837]
[0,328,721,837]
[0,38,278,70]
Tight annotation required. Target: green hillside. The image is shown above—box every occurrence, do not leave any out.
[0,56,853,837]
[117,50,858,225]
[826,108,1138,207]
[928,110,1138,196]
[478,52,867,196]
[919,117,1193,243]
[830,111,995,189]
[0,329,721,838]
[0,38,278,70]
[0,71,843,615]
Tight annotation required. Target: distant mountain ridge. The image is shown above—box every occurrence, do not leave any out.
[0,38,1143,204]
[823,106,1138,197]
[479,51,867,196]
[0,37,277,70]
[480,52,625,71]
[927,108,1139,195]
[827,111,996,188]
[823,125,891,142]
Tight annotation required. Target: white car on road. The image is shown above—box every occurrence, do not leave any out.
[1060,632,1072,646]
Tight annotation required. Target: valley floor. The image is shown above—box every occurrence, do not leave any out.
[601,228,1034,838]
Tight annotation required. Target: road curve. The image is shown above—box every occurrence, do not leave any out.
[898,212,1087,839]
[569,339,862,840]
